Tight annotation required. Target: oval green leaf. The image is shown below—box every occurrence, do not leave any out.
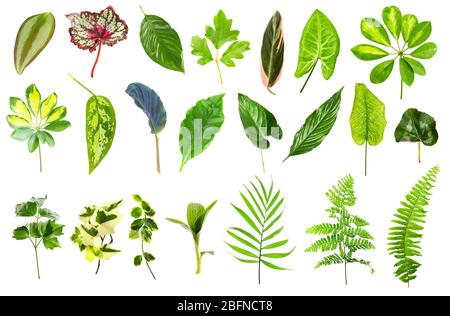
[284,88,343,161]
[382,6,402,40]
[140,10,185,73]
[410,42,437,59]
[400,57,415,86]
[403,57,426,76]
[10,97,32,122]
[370,59,395,84]
[395,108,438,146]
[408,22,432,49]
[402,14,418,43]
[351,44,389,61]
[238,94,283,150]
[14,12,55,74]
[261,11,284,93]
[179,94,225,171]
[361,18,391,47]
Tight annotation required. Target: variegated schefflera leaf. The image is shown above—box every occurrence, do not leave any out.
[66,6,128,77]
[6,84,71,172]
[394,108,438,163]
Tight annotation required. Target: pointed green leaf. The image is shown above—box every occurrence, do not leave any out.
[220,41,250,67]
[206,10,240,49]
[261,11,284,91]
[27,133,39,153]
[227,230,259,252]
[45,120,71,132]
[40,93,58,120]
[226,243,258,259]
[46,106,67,124]
[261,260,288,270]
[400,57,415,86]
[402,15,418,42]
[382,6,402,40]
[351,44,390,61]
[361,17,391,46]
[408,22,432,48]
[410,43,437,59]
[263,240,288,250]
[26,84,41,117]
[370,59,395,84]
[403,57,426,76]
[191,36,213,65]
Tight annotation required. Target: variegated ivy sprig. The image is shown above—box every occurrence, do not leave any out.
[6,84,71,172]
[66,6,128,78]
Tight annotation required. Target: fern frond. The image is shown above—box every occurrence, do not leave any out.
[227,178,294,284]
[305,236,340,253]
[315,254,345,269]
[388,166,440,286]
[326,175,356,209]
[306,223,341,235]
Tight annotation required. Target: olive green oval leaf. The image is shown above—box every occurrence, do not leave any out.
[15,12,55,74]
[261,11,284,94]
[361,18,391,47]
[410,43,437,59]
[238,94,282,150]
[139,6,184,73]
[402,14,418,43]
[382,6,402,40]
[394,108,438,163]
[295,10,340,93]
[370,59,395,84]
[351,44,389,61]
[69,75,116,174]
[408,22,432,49]
[284,88,343,162]
[399,57,414,86]
[403,57,426,76]
[350,84,387,176]
[179,94,225,171]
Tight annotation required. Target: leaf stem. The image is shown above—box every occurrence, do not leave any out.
[91,44,102,78]
[155,134,161,174]
[141,238,157,280]
[365,141,368,177]
[139,5,147,16]
[38,144,43,173]
[34,245,41,280]
[418,142,421,163]
[300,59,318,93]
[261,150,266,174]
[68,74,96,96]
[215,50,224,85]
[194,240,202,274]
[400,79,404,100]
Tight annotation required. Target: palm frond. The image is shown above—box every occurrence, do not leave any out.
[226,178,294,284]
[388,166,440,286]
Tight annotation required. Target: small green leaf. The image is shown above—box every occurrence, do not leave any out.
[370,59,395,84]
[410,43,437,59]
[220,41,250,67]
[382,6,402,40]
[166,218,190,231]
[134,255,143,266]
[408,22,432,48]
[205,10,240,49]
[26,84,41,117]
[403,57,426,76]
[361,18,391,46]
[11,127,34,141]
[129,230,140,240]
[144,252,155,262]
[29,223,43,238]
[44,120,71,132]
[39,208,60,220]
[27,133,39,153]
[131,207,143,219]
[402,14,418,42]
[191,36,213,65]
[43,236,61,250]
[351,44,389,61]
[141,228,152,242]
[400,57,415,86]
[261,260,288,271]
[15,201,38,217]
[45,106,67,124]
[13,226,30,240]
[40,93,57,120]
[132,194,143,202]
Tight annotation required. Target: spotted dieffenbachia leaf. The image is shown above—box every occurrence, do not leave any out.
[66,6,128,77]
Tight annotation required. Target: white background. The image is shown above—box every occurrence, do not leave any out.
[0,0,448,296]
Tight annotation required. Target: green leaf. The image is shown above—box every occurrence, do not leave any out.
[263,240,289,250]
[45,106,67,124]
[14,12,55,74]
[10,97,32,122]
[410,43,437,59]
[370,59,395,84]
[15,201,38,217]
[261,260,288,271]
[13,226,30,240]
[187,202,215,234]
[131,207,143,219]
[220,41,250,67]
[262,248,295,259]
[402,15,418,43]
[400,57,415,86]
[226,243,258,259]
[43,236,61,250]
[144,252,155,262]
[351,44,389,61]
[382,6,402,40]
[361,17,391,46]
[134,255,143,266]
[395,108,438,146]
[40,93,57,120]
[191,36,213,65]
[7,115,30,129]
[129,230,140,240]
[403,57,426,76]
[295,10,340,90]
[39,208,60,220]
[86,95,116,174]
[11,127,34,141]
[132,194,143,202]
[408,22,432,48]
[27,133,39,153]
[238,93,282,150]
[284,88,342,161]
[96,211,118,225]
[179,94,225,171]
[26,84,41,117]
[166,218,190,231]
[38,131,55,147]
[261,11,284,91]
[206,10,239,49]
[140,10,184,73]
[227,230,259,252]
[141,228,153,243]
[29,223,42,238]
[44,120,71,132]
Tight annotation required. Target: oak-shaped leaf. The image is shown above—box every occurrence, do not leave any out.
[67,6,128,78]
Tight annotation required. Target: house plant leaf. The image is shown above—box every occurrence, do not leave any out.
[226,178,294,284]
[6,85,71,172]
[284,88,343,161]
[402,15,418,42]
[261,11,284,94]
[69,75,116,174]
[370,59,395,84]
[388,166,439,286]
[382,6,402,40]
[394,108,438,163]
[139,6,184,73]
[351,45,389,61]
[191,10,250,84]
[66,6,128,78]
[126,83,167,173]
[14,12,55,74]
[179,94,225,171]
[350,83,387,176]
[295,10,340,93]
[167,201,217,274]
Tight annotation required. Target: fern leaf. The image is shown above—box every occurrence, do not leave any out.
[305,236,340,253]
[315,254,345,269]
[387,166,440,286]
[226,178,294,284]
[306,223,340,235]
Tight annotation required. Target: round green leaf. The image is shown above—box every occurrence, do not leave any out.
[402,14,418,43]
[400,57,415,86]
[134,255,143,267]
[382,6,402,40]
[131,207,143,219]
[410,42,437,59]
[361,18,391,47]
[370,59,395,84]
[13,226,30,240]
[351,44,389,61]
[408,22,432,49]
[395,108,438,146]
[403,57,426,76]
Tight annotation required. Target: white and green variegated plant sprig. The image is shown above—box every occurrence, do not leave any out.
[6,84,71,172]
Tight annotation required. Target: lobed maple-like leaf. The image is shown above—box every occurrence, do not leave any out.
[66,6,128,77]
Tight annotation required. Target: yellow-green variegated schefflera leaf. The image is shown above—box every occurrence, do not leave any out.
[350,83,387,176]
[14,12,55,74]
